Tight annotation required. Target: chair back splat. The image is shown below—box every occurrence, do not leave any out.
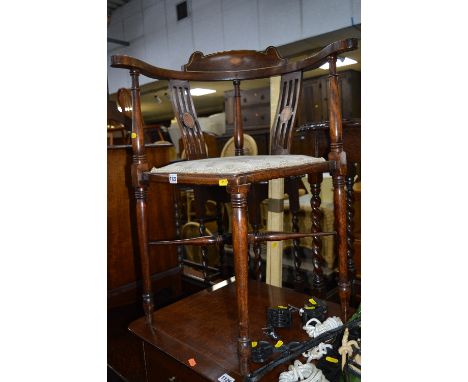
[168,80,207,160]
[111,37,358,378]
[270,71,303,155]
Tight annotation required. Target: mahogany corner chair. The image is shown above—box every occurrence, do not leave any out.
[111,37,358,378]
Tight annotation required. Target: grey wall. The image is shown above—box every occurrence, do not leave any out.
[107,0,361,93]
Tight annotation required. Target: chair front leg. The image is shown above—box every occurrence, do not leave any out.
[135,186,154,327]
[228,183,251,376]
[333,174,350,320]
[130,69,154,327]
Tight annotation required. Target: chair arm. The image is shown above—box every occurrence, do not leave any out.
[293,38,359,73]
[111,55,187,80]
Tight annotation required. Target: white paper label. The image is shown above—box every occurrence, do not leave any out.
[218,373,235,382]
[169,173,177,184]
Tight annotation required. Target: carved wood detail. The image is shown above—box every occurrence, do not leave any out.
[168,80,207,160]
[308,173,325,297]
[183,46,287,73]
[270,71,303,155]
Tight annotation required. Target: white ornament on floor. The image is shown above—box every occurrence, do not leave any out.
[302,342,333,362]
[302,316,343,338]
[278,360,329,382]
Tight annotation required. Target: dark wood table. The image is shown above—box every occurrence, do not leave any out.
[129,280,345,382]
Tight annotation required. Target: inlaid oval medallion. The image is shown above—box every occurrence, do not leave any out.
[280,106,292,123]
[182,112,195,128]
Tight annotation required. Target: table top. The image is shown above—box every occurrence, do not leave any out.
[129,280,344,381]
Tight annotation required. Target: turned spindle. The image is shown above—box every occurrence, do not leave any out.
[308,173,325,297]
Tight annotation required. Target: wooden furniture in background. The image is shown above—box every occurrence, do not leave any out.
[181,129,270,158]
[111,37,358,378]
[107,143,182,309]
[292,120,361,295]
[215,127,270,156]
[220,134,258,157]
[297,70,360,125]
[107,125,127,146]
[108,98,130,128]
[224,86,270,134]
[107,99,130,146]
[117,88,166,143]
[117,88,133,117]
[191,71,360,156]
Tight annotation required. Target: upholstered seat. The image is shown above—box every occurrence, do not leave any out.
[150,154,325,176]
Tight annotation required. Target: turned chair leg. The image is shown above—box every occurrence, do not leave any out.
[285,176,304,292]
[308,173,326,297]
[327,55,350,320]
[332,174,351,320]
[129,69,154,328]
[228,183,251,376]
[135,186,154,327]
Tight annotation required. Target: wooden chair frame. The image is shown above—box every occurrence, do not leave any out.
[111,38,358,376]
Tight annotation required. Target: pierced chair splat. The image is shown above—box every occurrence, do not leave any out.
[169,79,229,283]
[111,37,358,377]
